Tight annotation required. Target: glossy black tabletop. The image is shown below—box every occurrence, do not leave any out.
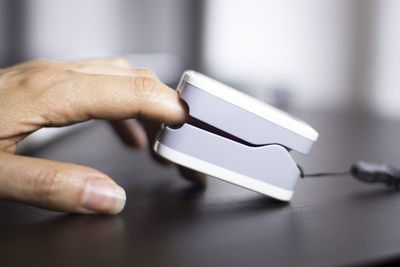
[1,110,400,267]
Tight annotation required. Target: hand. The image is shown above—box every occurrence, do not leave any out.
[0,57,205,215]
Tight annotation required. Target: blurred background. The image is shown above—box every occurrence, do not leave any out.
[0,0,399,149]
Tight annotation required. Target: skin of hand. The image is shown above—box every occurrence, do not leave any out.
[0,57,205,215]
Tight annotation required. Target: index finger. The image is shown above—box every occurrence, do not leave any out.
[35,71,188,127]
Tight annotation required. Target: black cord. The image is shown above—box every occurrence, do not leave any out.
[298,161,400,189]
[297,165,349,178]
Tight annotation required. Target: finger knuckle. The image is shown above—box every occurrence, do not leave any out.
[134,77,159,100]
[21,66,63,88]
[111,57,130,67]
[35,167,63,201]
[134,69,156,78]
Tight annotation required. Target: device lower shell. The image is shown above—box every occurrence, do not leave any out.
[154,124,300,201]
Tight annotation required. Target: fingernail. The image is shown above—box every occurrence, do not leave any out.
[81,180,126,214]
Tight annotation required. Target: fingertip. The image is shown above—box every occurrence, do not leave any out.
[177,166,207,188]
[109,119,149,149]
[51,164,127,214]
[178,97,190,122]
[159,83,189,124]
[138,80,188,125]
[80,179,126,215]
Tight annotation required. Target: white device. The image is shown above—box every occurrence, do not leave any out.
[154,71,318,201]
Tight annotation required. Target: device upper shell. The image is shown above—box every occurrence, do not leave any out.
[178,71,318,154]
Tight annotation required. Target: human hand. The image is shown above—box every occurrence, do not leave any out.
[0,57,205,215]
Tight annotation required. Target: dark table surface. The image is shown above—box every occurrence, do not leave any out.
[1,110,400,267]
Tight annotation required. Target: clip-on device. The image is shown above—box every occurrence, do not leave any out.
[154,71,318,201]
[154,71,400,201]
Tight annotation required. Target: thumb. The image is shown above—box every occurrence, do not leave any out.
[0,151,126,214]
